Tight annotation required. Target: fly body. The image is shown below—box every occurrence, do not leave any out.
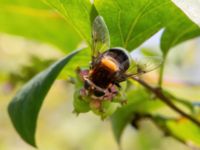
[78,16,162,99]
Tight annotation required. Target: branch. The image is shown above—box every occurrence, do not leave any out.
[131,76,200,127]
[130,114,189,146]
[130,114,199,149]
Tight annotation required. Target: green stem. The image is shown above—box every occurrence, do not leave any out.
[158,56,166,87]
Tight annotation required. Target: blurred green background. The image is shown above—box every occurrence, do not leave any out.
[0,0,200,149]
[0,33,200,150]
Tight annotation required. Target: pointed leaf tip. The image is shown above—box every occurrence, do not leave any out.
[8,48,83,147]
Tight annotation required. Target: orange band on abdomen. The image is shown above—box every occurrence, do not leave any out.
[101,57,119,71]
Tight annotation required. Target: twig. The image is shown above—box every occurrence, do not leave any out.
[130,114,188,145]
[131,76,200,127]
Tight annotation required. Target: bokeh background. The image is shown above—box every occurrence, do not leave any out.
[0,32,200,150]
[0,0,200,149]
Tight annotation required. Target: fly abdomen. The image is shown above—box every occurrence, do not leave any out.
[89,48,130,90]
[90,64,116,89]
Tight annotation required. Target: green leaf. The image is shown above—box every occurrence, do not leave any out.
[94,0,200,54]
[172,0,200,27]
[160,7,200,55]
[153,116,200,147]
[45,0,97,46]
[73,89,90,114]
[73,69,91,114]
[8,48,82,147]
[0,0,81,52]
[61,48,91,78]
[94,0,161,50]
[111,89,164,143]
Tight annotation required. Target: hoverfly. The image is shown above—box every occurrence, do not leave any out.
[77,16,162,101]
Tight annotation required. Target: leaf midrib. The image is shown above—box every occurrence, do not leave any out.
[124,0,152,48]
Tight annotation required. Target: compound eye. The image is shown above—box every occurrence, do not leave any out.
[84,80,90,89]
[94,90,105,97]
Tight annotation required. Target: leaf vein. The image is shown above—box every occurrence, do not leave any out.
[58,0,91,46]
[124,0,152,48]
[115,0,125,46]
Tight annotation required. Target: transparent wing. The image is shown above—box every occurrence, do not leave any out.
[92,16,110,58]
[126,48,163,76]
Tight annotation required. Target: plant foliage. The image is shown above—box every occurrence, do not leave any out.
[1,0,200,148]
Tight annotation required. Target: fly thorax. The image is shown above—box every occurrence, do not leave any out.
[104,48,130,72]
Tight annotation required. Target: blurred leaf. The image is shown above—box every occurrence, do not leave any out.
[111,88,164,143]
[160,7,200,55]
[8,48,82,147]
[153,116,200,147]
[0,0,81,52]
[94,0,200,54]
[45,0,97,46]
[8,55,55,87]
[172,0,200,27]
